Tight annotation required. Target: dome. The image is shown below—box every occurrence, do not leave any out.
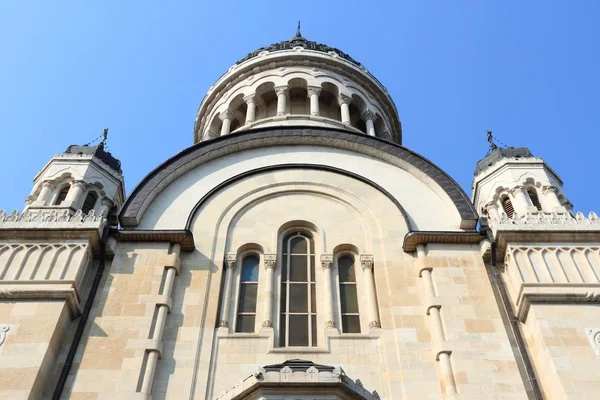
[236,28,362,67]
[194,27,402,145]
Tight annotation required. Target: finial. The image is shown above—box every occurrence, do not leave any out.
[101,128,108,147]
[295,20,302,38]
[486,130,498,151]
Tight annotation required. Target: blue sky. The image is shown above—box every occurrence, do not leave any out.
[1,2,599,214]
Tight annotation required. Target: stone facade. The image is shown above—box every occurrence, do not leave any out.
[0,30,598,400]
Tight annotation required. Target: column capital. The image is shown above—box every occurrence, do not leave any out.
[307,86,322,96]
[338,93,352,105]
[360,254,374,270]
[100,197,114,207]
[243,93,256,104]
[320,254,333,269]
[218,320,228,327]
[509,185,526,196]
[368,320,381,329]
[41,180,56,189]
[262,320,273,328]
[274,85,288,96]
[484,201,498,210]
[264,254,277,270]
[325,320,335,328]
[219,110,234,121]
[361,109,375,120]
[71,180,87,190]
[224,254,237,270]
[542,185,559,194]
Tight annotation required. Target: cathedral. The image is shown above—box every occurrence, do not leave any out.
[0,28,599,400]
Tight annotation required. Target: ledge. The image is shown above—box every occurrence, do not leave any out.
[0,280,81,318]
[403,230,484,252]
[515,283,600,322]
[115,229,195,252]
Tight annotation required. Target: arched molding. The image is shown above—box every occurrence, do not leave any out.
[120,127,476,229]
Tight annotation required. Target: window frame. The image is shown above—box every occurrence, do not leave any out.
[234,252,261,333]
[53,183,71,206]
[336,254,361,334]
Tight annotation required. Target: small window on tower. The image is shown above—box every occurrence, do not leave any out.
[528,189,542,211]
[338,256,360,333]
[82,192,98,214]
[54,186,70,205]
[236,255,259,333]
[502,197,514,219]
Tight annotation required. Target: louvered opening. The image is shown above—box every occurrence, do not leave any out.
[55,186,70,205]
[528,190,542,211]
[82,192,98,214]
[502,198,514,219]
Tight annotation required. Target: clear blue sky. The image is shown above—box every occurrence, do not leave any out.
[1,2,599,214]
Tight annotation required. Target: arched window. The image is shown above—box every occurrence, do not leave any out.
[82,192,98,214]
[54,186,70,205]
[528,189,542,211]
[338,256,360,333]
[236,255,259,333]
[501,197,514,219]
[280,232,316,347]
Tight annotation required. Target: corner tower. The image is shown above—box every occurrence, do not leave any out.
[193,27,401,143]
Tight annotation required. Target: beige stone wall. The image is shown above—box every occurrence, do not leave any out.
[523,304,600,400]
[0,300,70,399]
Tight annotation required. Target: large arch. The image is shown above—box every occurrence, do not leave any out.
[119,126,478,230]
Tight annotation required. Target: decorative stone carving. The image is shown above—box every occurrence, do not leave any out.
[242,93,256,104]
[218,110,235,122]
[218,320,228,328]
[261,320,272,328]
[307,86,322,97]
[338,93,352,105]
[360,254,374,270]
[274,85,288,96]
[361,109,375,121]
[264,254,276,269]
[488,210,600,227]
[320,254,333,269]
[0,326,9,348]
[325,320,335,328]
[585,328,600,356]
[0,208,106,224]
[0,289,11,299]
[224,254,237,270]
[368,320,381,329]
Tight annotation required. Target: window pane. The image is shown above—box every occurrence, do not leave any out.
[282,254,288,281]
[279,316,286,346]
[289,315,309,346]
[340,285,359,314]
[310,283,316,313]
[238,284,257,312]
[310,256,315,282]
[289,284,307,312]
[280,283,287,312]
[236,315,255,333]
[342,315,361,333]
[309,238,314,254]
[290,236,307,254]
[311,315,317,346]
[241,256,259,282]
[290,255,307,282]
[338,257,356,282]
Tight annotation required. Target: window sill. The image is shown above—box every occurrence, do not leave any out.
[269,346,331,354]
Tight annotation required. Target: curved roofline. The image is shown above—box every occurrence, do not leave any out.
[119,126,477,229]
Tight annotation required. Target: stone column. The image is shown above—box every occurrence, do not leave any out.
[219,110,234,135]
[416,244,458,398]
[275,86,288,116]
[362,110,376,136]
[485,202,501,222]
[99,198,113,218]
[34,181,55,206]
[510,186,532,215]
[360,254,380,328]
[321,254,335,328]
[542,186,563,211]
[219,254,236,327]
[244,94,257,124]
[262,254,276,328]
[65,181,86,207]
[338,94,352,125]
[307,86,321,116]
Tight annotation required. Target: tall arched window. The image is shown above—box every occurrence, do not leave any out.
[501,197,514,219]
[528,189,542,211]
[236,255,259,333]
[54,186,70,205]
[82,192,98,214]
[280,232,316,347]
[338,256,360,333]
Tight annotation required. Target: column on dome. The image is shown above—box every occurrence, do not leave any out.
[34,181,56,206]
[362,110,376,136]
[338,94,352,125]
[244,94,257,124]
[360,254,380,328]
[262,254,276,328]
[219,254,236,328]
[65,181,87,207]
[321,254,335,328]
[275,85,288,116]
[219,110,234,135]
[542,186,564,211]
[307,86,321,116]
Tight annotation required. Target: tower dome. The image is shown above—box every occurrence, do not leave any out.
[193,27,402,144]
